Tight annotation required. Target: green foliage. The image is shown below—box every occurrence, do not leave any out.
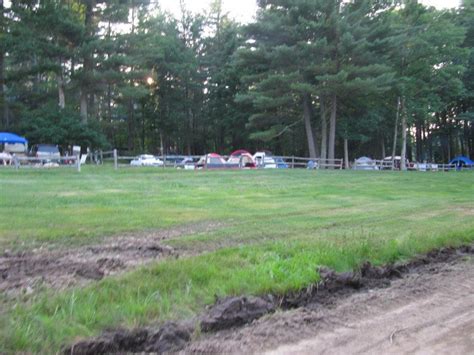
[20,104,109,149]
[1,0,473,159]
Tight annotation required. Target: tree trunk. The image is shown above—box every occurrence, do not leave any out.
[107,83,112,121]
[309,96,320,158]
[141,104,146,152]
[381,135,386,159]
[160,132,164,155]
[127,99,135,152]
[106,20,112,122]
[466,122,474,158]
[58,79,65,109]
[0,0,6,128]
[187,105,193,155]
[80,93,88,123]
[58,60,65,109]
[328,93,337,165]
[303,93,317,158]
[469,122,474,159]
[447,129,452,161]
[400,97,408,171]
[0,0,10,128]
[391,96,401,170]
[415,118,422,161]
[320,97,328,163]
[463,120,469,156]
[80,0,96,123]
[88,93,95,120]
[344,138,349,169]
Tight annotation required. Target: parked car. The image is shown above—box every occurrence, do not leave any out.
[176,156,198,170]
[274,157,289,169]
[164,155,186,166]
[130,154,164,167]
[353,156,378,170]
[408,162,438,171]
[382,156,409,170]
[4,142,27,156]
[253,151,277,169]
[30,144,61,163]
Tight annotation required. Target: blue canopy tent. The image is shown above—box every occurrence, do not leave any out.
[449,156,474,168]
[0,132,28,145]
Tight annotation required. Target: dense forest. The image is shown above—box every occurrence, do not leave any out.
[1,0,473,165]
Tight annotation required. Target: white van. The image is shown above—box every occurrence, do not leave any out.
[253,151,277,169]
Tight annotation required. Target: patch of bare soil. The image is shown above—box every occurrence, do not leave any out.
[0,221,223,298]
[186,249,474,355]
[63,245,473,355]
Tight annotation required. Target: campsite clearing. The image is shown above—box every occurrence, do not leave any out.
[0,167,473,353]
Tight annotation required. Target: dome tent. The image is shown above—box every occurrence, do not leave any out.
[227,150,256,168]
[196,153,227,169]
[449,156,474,168]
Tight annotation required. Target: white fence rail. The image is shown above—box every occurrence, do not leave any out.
[102,150,347,170]
[100,149,474,172]
[5,148,467,174]
[0,155,81,172]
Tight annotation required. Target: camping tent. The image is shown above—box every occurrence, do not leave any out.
[449,156,474,168]
[0,132,28,145]
[229,149,251,157]
[196,153,227,169]
[227,151,256,168]
[0,132,28,156]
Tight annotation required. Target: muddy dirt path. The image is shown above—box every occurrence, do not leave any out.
[0,222,223,298]
[187,254,474,354]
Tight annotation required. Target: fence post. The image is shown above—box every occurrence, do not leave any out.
[292,156,295,169]
[113,149,118,170]
[204,154,208,170]
[76,153,81,172]
[163,154,166,169]
[100,150,103,165]
[13,155,19,170]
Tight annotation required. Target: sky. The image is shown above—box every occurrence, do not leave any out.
[158,0,462,23]
[3,0,463,22]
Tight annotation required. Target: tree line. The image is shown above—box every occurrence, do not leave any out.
[1,0,473,165]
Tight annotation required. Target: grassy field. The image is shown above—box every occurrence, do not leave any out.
[0,167,473,352]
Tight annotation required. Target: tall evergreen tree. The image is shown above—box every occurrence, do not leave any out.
[388,0,466,167]
[238,0,393,160]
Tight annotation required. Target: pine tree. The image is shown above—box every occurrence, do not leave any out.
[238,0,393,160]
[388,0,467,166]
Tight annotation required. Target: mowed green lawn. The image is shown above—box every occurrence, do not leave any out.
[0,167,473,352]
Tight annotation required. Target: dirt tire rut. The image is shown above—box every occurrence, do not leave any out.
[186,255,474,354]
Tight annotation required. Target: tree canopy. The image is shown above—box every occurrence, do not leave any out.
[1,0,473,164]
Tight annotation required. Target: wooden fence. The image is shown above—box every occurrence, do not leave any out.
[102,150,347,170]
[0,155,81,172]
[2,149,471,173]
[101,150,474,172]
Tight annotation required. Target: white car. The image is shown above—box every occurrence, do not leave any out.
[353,156,379,170]
[130,154,164,167]
[175,157,198,170]
[253,152,277,169]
